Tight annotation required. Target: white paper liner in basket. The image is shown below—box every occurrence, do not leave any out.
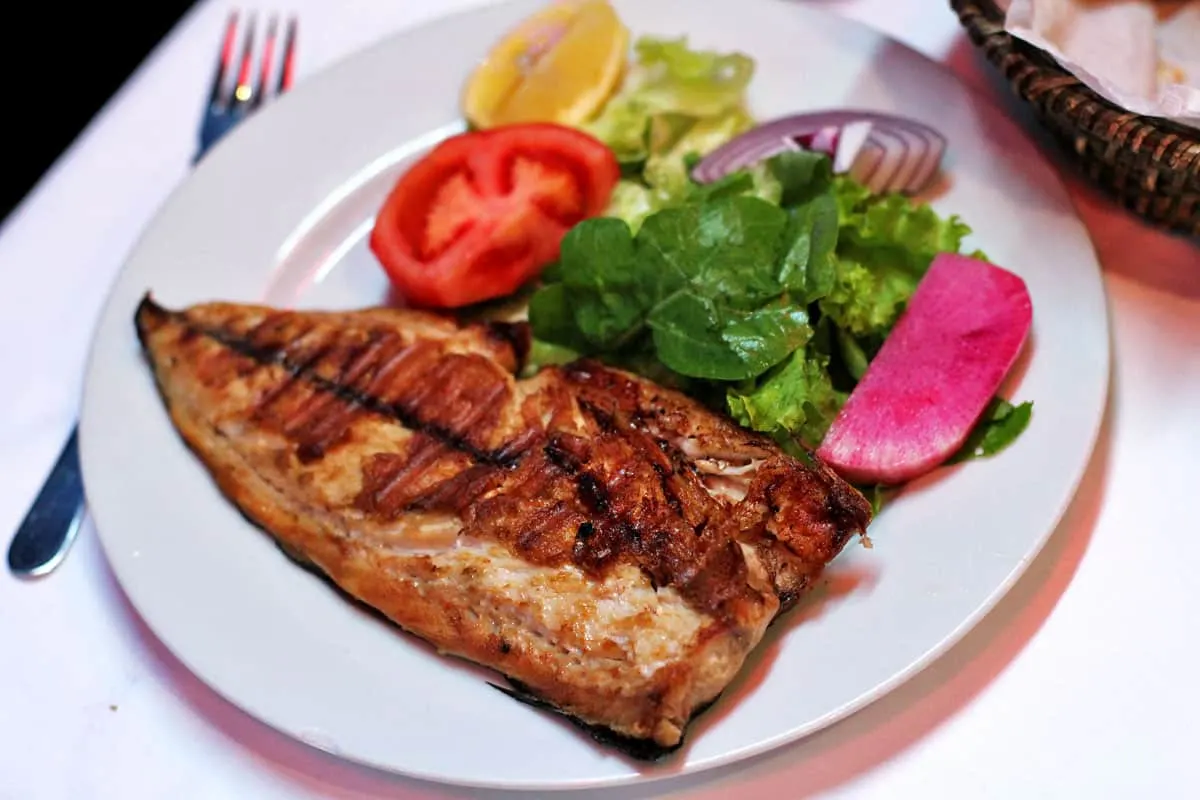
[995,0,1200,130]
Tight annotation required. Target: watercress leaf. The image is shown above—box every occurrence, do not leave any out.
[647,293,808,380]
[778,190,839,303]
[768,150,835,207]
[559,217,639,290]
[527,284,591,353]
[637,196,790,308]
[949,399,1034,463]
[687,170,757,202]
[687,160,784,206]
[540,259,563,283]
[556,217,648,349]
[648,291,751,379]
[719,305,812,371]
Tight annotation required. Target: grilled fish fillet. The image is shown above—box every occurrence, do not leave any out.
[135,295,872,756]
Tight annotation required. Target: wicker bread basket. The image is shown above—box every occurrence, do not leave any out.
[950,0,1200,237]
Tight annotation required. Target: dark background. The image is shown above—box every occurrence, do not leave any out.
[0,2,197,224]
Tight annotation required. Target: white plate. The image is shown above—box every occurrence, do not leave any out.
[80,0,1109,790]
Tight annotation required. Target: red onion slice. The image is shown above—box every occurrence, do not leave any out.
[692,110,947,196]
[834,120,873,174]
[793,125,841,157]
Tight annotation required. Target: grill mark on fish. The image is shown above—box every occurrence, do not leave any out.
[286,333,416,465]
[493,424,544,468]
[358,435,474,517]
[576,473,609,515]
[247,313,300,348]
[415,355,511,452]
[368,339,442,405]
[251,336,332,417]
[651,461,685,517]
[294,402,361,463]
[159,304,525,468]
[283,335,390,445]
[403,462,499,512]
[285,389,347,437]
[344,334,405,392]
[439,373,510,442]
[576,398,616,434]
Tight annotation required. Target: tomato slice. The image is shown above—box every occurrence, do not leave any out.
[369,123,619,309]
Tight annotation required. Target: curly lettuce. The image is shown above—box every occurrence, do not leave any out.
[582,35,757,228]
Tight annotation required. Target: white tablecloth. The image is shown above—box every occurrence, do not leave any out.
[2,1,1198,797]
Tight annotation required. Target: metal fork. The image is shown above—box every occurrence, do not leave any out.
[7,11,299,577]
[197,11,298,162]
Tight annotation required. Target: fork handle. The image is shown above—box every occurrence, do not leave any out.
[194,111,244,165]
[7,427,85,577]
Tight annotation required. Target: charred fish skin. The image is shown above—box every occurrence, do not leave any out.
[134,293,871,754]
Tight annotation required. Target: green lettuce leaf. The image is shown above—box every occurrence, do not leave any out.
[601,108,759,230]
[521,338,581,378]
[820,176,973,339]
[726,345,847,449]
[641,108,755,205]
[585,36,754,162]
[584,98,654,165]
[623,36,754,117]
[604,180,657,234]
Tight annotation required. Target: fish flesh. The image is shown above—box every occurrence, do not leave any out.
[134,295,872,757]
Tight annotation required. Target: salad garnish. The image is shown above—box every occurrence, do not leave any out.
[366,0,1034,501]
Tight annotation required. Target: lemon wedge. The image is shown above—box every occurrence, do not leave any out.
[463,0,630,129]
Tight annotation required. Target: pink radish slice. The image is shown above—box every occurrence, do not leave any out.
[816,253,1033,485]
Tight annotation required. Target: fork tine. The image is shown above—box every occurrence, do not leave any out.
[207,11,240,109]
[195,9,296,163]
[230,12,258,111]
[278,17,298,94]
[250,14,279,110]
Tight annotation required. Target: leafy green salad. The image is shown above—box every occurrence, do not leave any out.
[519,35,1031,501]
